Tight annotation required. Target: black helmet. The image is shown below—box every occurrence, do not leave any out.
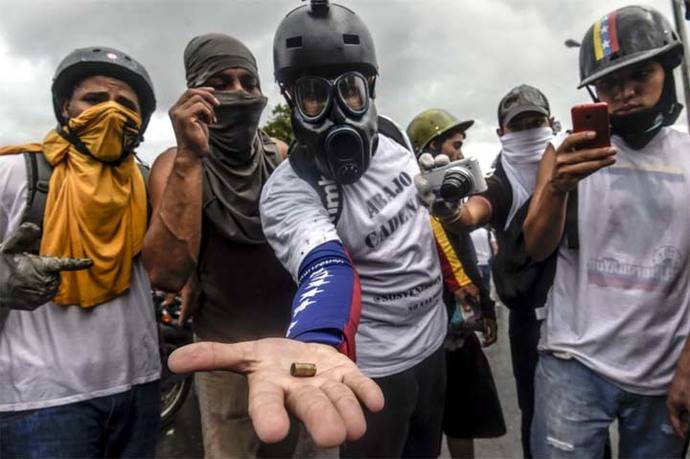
[579,6,683,88]
[273,0,377,85]
[52,46,156,133]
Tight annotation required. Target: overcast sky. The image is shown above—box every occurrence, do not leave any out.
[0,0,685,170]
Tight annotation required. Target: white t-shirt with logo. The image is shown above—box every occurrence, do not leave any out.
[541,127,690,395]
[260,133,447,378]
[0,153,161,411]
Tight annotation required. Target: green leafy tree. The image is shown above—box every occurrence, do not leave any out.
[262,103,294,144]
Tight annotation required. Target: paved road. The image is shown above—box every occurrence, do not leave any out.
[156,303,524,458]
[459,303,522,458]
[156,379,203,458]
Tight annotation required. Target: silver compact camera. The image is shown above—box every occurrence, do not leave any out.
[422,156,487,202]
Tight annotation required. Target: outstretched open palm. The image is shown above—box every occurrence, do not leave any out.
[168,338,384,448]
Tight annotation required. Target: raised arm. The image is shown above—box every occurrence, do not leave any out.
[523,132,616,261]
[143,88,219,291]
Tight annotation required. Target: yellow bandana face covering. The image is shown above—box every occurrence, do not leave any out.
[47,101,142,164]
[0,101,147,307]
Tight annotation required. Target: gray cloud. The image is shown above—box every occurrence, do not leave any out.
[0,0,683,168]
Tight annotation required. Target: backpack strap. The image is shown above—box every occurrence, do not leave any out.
[487,228,495,258]
[201,167,225,229]
[22,152,52,231]
[134,156,151,186]
[288,142,344,225]
[565,187,579,250]
[134,155,152,225]
[378,115,413,153]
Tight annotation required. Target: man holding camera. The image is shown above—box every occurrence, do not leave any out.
[256,3,449,455]
[407,109,505,458]
[407,110,483,308]
[522,6,690,456]
[407,109,498,344]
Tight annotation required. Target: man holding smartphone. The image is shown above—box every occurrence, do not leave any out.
[430,85,555,458]
[523,6,690,456]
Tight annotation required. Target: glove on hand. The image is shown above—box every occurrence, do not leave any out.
[414,153,463,222]
[0,223,92,310]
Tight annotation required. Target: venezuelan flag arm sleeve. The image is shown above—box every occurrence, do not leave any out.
[287,241,361,361]
[431,217,472,290]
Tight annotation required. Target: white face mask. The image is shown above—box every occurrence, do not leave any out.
[499,126,555,230]
[499,126,554,165]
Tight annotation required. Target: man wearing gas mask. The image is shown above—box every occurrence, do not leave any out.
[0,47,161,457]
[146,0,442,455]
[521,6,690,456]
[142,34,302,457]
[255,1,449,456]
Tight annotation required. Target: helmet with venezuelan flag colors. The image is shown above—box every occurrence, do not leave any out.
[578,6,683,88]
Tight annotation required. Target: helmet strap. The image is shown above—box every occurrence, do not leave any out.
[56,125,133,166]
[585,85,599,102]
[277,81,296,109]
[368,75,377,99]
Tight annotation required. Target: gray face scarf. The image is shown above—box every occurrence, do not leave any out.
[209,91,268,165]
[184,33,259,88]
[184,33,282,244]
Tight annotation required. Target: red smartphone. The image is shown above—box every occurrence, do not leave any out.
[571,102,611,149]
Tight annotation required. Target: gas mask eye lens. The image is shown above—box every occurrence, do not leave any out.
[336,73,367,113]
[294,72,369,123]
[295,77,331,120]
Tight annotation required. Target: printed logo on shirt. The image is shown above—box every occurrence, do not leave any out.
[365,171,413,218]
[587,246,682,291]
[608,163,685,180]
[603,162,685,258]
[317,176,341,220]
[374,275,442,313]
[364,198,419,249]
[374,276,442,303]
[407,287,443,312]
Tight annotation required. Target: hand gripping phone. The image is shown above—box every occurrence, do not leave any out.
[571,102,611,150]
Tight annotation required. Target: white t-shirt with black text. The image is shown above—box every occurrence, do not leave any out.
[260,132,447,378]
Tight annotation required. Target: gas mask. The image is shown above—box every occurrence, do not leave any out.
[290,71,378,185]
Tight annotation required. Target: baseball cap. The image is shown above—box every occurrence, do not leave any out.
[497,84,550,128]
